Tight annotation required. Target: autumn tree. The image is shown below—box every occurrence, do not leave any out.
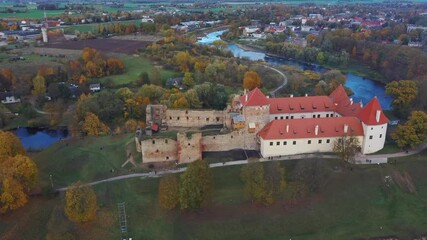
[0,68,16,91]
[0,131,26,162]
[158,175,179,210]
[64,182,97,223]
[243,71,261,90]
[386,80,419,116]
[241,162,271,204]
[333,135,361,164]
[391,111,427,149]
[81,112,110,136]
[179,160,212,210]
[0,132,37,214]
[182,72,195,88]
[32,74,46,97]
[175,51,192,73]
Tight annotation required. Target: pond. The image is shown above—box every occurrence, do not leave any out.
[197,30,393,110]
[12,127,69,151]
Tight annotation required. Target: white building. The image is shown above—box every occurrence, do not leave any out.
[236,86,388,157]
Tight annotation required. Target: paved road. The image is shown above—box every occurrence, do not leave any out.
[56,144,427,191]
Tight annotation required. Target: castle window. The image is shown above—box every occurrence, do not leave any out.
[380,134,383,138]
[187,116,189,120]
[371,127,373,130]
[326,114,329,117]
[317,114,320,118]
[166,156,169,160]
[165,139,168,143]
[276,141,280,146]
[326,139,330,143]
[291,116,294,119]
[216,117,220,122]
[270,142,273,146]
[313,115,316,118]
[308,140,311,144]
[185,110,188,114]
[188,143,191,146]
[275,117,278,120]
[198,117,200,120]
[286,116,289,119]
[318,140,322,144]
[152,140,155,144]
[170,116,172,120]
[231,135,233,139]
[293,141,296,145]
[280,116,283,119]
[213,136,216,139]
[283,141,287,145]
[206,118,209,121]
[302,116,304,119]
[177,117,180,120]
[369,135,373,140]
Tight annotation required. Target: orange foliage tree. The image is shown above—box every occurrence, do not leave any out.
[243,71,261,90]
[81,112,110,136]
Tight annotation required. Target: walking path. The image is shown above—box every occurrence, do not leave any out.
[56,144,427,192]
[264,65,288,97]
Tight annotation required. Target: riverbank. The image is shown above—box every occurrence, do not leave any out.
[234,40,387,83]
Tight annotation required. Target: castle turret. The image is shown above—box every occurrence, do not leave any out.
[357,97,388,154]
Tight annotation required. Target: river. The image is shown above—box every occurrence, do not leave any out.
[198,30,393,110]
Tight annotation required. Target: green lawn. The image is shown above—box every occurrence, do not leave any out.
[2,133,427,239]
[98,55,178,85]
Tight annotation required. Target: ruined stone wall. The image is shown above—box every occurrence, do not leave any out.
[177,132,203,163]
[202,131,246,151]
[166,109,226,128]
[140,138,178,163]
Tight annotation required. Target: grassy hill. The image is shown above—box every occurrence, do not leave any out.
[1,134,427,239]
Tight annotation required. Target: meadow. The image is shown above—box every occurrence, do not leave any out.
[0,132,426,239]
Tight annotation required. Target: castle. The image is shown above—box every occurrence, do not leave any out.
[136,85,388,164]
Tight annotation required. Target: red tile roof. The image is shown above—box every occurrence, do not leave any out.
[239,88,269,107]
[357,97,389,125]
[269,96,335,114]
[329,85,362,117]
[257,117,364,140]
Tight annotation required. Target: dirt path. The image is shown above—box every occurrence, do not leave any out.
[56,144,427,192]
[263,65,288,97]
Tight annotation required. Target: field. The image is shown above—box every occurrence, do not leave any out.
[1,132,427,239]
[98,55,178,85]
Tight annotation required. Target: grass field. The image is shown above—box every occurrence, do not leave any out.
[98,55,178,85]
[1,131,427,239]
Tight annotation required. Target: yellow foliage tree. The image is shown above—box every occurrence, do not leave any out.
[82,112,110,136]
[0,131,26,162]
[243,71,261,90]
[31,74,46,97]
[158,175,179,210]
[64,182,98,223]
[0,178,27,214]
[1,155,38,191]
[175,51,192,73]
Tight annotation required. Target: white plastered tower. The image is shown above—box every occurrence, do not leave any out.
[358,98,388,154]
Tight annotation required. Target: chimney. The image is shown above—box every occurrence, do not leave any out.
[286,124,289,133]
[315,125,319,136]
[376,110,381,123]
[344,124,348,134]
[305,93,308,97]
[290,94,293,98]
[350,98,353,105]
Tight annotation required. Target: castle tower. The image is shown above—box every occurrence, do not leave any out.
[357,97,388,154]
[239,88,271,149]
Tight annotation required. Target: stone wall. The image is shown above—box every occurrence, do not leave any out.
[140,137,178,163]
[166,109,226,128]
[201,131,246,151]
[177,132,203,163]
